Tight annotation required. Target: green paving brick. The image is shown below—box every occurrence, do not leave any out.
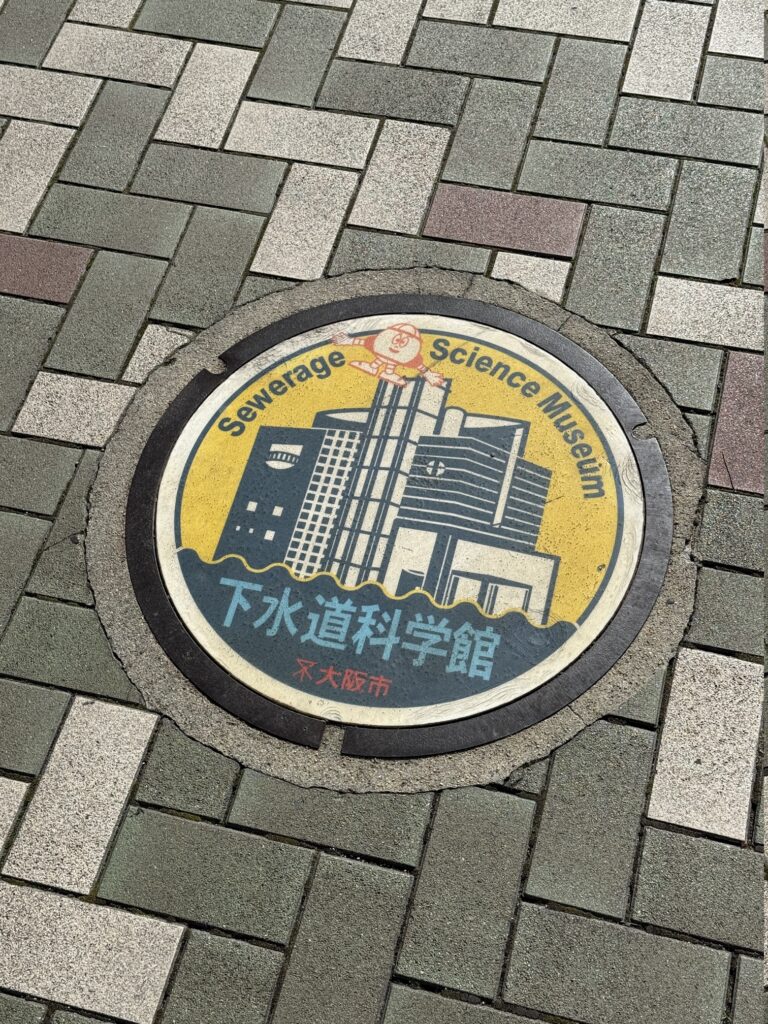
[150,206,263,328]
[0,436,79,516]
[615,667,666,726]
[237,274,296,304]
[136,0,278,47]
[330,228,490,276]
[0,511,49,636]
[742,225,762,287]
[272,854,411,1024]
[0,0,71,66]
[688,567,762,657]
[699,56,763,112]
[320,60,468,125]
[695,490,763,572]
[46,250,166,379]
[504,757,549,794]
[685,412,712,456]
[408,20,553,81]
[633,827,762,950]
[0,677,70,775]
[505,904,730,1024]
[229,770,431,865]
[32,183,191,259]
[526,721,654,918]
[0,597,140,702]
[99,806,312,941]
[385,986,532,1024]
[732,956,762,1024]
[59,81,168,191]
[0,297,63,432]
[620,335,722,411]
[161,929,282,1024]
[132,143,284,214]
[0,992,46,1024]
[136,720,238,820]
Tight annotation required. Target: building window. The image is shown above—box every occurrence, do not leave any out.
[272,506,284,517]
[246,500,258,512]
[264,530,275,541]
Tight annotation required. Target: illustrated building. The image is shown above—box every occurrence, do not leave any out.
[214,379,559,624]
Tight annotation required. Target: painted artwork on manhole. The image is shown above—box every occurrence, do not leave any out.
[155,314,644,727]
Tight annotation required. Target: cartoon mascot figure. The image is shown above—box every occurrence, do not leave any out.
[332,323,446,389]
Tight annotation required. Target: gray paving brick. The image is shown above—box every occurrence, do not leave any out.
[699,55,763,111]
[696,490,762,571]
[0,297,63,431]
[0,119,73,233]
[69,0,143,27]
[710,0,762,58]
[0,512,49,637]
[398,788,535,997]
[423,0,493,21]
[444,79,538,189]
[99,806,313,941]
[34,454,97,569]
[504,757,549,793]
[385,986,531,1024]
[662,162,756,280]
[616,667,666,725]
[495,0,641,40]
[633,827,762,950]
[0,678,70,775]
[136,720,238,820]
[135,0,278,46]
[272,854,411,1024]
[733,957,762,1024]
[647,277,762,350]
[123,323,192,383]
[0,435,79,516]
[526,721,654,918]
[0,992,46,1024]
[743,225,762,286]
[330,228,490,275]
[338,0,422,64]
[32,183,190,259]
[408,20,553,81]
[491,252,570,302]
[162,929,282,1024]
[519,140,676,210]
[620,334,723,410]
[0,0,72,67]
[237,274,296,304]
[505,904,730,1024]
[688,567,762,657]
[13,371,135,447]
[320,60,468,125]
[46,251,165,378]
[44,23,190,88]
[687,412,711,455]
[229,770,431,865]
[249,4,345,106]
[611,96,762,166]
[131,143,283,214]
[0,65,99,126]
[623,0,710,101]
[59,81,168,191]
[566,206,665,331]
[0,597,140,702]
[535,38,626,145]
[151,207,262,328]
[0,776,27,853]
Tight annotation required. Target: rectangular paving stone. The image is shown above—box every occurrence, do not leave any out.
[492,252,570,303]
[230,770,431,865]
[351,121,449,234]
[272,854,411,1024]
[0,234,91,303]
[0,596,140,702]
[733,957,762,1024]
[0,678,69,775]
[338,0,422,63]
[0,882,182,1024]
[0,992,46,1024]
[398,788,535,998]
[425,184,585,258]
[69,0,143,27]
[710,0,762,58]
[162,929,282,1024]
[519,139,676,210]
[248,4,344,106]
[494,0,641,41]
[699,55,763,111]
[0,0,71,66]
[662,162,756,280]
[319,60,468,125]
[709,351,763,493]
[0,297,63,430]
[32,183,190,259]
[155,43,256,149]
[566,207,665,331]
[648,648,762,840]
[132,143,284,214]
[4,698,156,894]
[387,988,533,1024]
[742,226,762,286]
[505,903,730,1024]
[688,566,762,656]
[633,827,762,950]
[0,65,98,126]
[648,278,762,350]
[251,164,357,280]
[59,81,168,191]
[696,490,763,571]
[423,0,493,21]
[408,20,554,81]
[0,435,79,516]
[611,96,762,166]
[331,228,490,275]
[623,1,710,101]
[444,80,538,189]
[151,207,263,328]
[14,372,135,447]
[227,101,376,169]
[620,334,722,410]
[535,38,626,145]
[44,23,190,87]
[46,250,166,378]
[0,511,49,636]
[0,777,28,851]
[100,806,312,941]
[135,0,278,46]
[122,323,192,383]
[526,721,654,918]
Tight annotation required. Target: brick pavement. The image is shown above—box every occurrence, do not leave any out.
[0,1,763,1022]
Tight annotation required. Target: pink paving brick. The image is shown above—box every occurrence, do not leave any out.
[424,184,586,258]
[0,233,91,304]
[709,352,764,495]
